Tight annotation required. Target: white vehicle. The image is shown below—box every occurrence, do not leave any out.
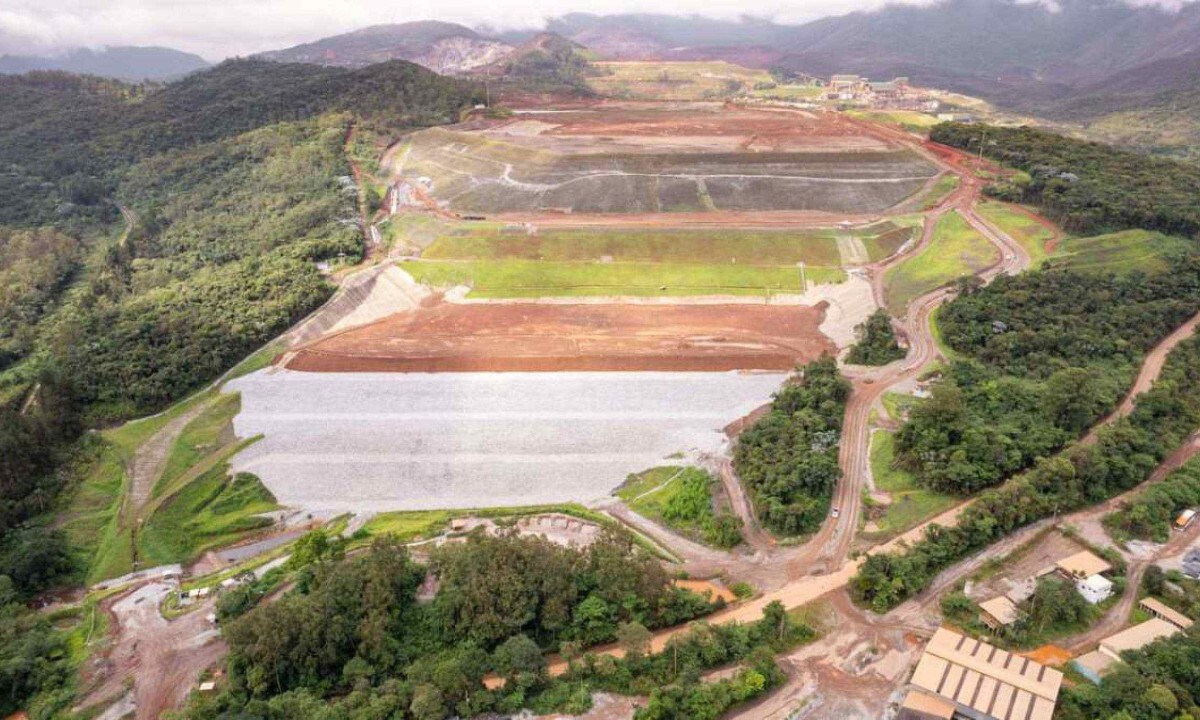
[831,507,841,519]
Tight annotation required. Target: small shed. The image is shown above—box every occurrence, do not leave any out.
[1072,650,1116,684]
[1076,574,1114,605]
[1139,597,1194,630]
[979,595,1020,631]
[1055,550,1112,579]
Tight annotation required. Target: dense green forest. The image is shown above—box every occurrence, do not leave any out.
[179,532,808,720]
[845,309,905,366]
[895,265,1200,495]
[733,356,849,535]
[0,60,478,226]
[931,123,1200,238]
[0,58,481,716]
[852,332,1200,611]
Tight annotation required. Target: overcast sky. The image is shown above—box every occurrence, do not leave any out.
[0,0,929,60]
[0,0,1190,60]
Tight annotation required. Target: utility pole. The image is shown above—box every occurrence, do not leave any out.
[978,129,987,166]
[798,261,807,291]
[485,67,491,109]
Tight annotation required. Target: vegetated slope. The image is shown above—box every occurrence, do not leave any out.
[931,123,1200,238]
[258,21,513,73]
[0,46,210,81]
[484,32,597,93]
[0,64,479,714]
[0,59,478,226]
[1043,50,1200,161]
[0,59,477,407]
[734,356,850,536]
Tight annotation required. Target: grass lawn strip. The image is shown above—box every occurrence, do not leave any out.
[423,228,846,266]
[401,259,843,298]
[864,430,957,540]
[918,175,960,211]
[1050,229,1195,275]
[153,392,241,497]
[884,210,999,313]
[975,201,1055,268]
[137,460,279,567]
[62,389,218,583]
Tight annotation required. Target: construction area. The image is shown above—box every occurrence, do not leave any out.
[387,101,938,216]
[69,84,1061,720]
[283,302,836,373]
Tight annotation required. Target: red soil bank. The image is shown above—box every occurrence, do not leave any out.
[286,302,836,373]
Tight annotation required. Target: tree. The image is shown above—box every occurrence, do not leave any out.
[573,595,616,646]
[410,683,447,720]
[617,621,652,658]
[846,309,905,366]
[1142,684,1178,715]
[492,634,545,683]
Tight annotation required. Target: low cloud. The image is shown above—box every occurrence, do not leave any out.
[0,0,1191,61]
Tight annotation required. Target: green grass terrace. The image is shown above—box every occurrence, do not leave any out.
[401,222,916,298]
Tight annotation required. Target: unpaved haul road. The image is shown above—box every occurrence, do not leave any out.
[531,131,1034,686]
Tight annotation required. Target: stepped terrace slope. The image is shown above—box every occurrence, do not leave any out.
[388,102,938,215]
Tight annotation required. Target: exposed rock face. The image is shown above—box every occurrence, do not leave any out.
[258,21,512,73]
[412,37,513,75]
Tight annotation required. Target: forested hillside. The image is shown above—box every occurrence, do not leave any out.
[0,58,479,715]
[931,123,1200,237]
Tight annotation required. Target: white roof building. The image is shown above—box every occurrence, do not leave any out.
[1076,574,1114,605]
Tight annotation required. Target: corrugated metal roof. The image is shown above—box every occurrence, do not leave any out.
[910,628,1061,720]
[980,596,1020,625]
[901,689,957,718]
[1055,550,1112,578]
[1100,618,1180,657]
[1140,597,1195,629]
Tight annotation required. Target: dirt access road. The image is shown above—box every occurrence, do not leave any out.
[528,130,1032,689]
[1083,311,1200,446]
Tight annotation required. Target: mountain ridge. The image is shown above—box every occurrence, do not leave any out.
[0,45,209,81]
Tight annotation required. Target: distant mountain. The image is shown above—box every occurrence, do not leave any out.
[0,46,209,81]
[770,0,1200,90]
[545,13,795,57]
[535,2,1200,156]
[257,20,512,74]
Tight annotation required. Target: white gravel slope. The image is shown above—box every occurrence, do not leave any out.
[227,370,786,512]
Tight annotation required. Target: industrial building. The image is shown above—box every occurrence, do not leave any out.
[905,627,1062,720]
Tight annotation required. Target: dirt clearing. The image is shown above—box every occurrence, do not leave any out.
[285,302,836,373]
